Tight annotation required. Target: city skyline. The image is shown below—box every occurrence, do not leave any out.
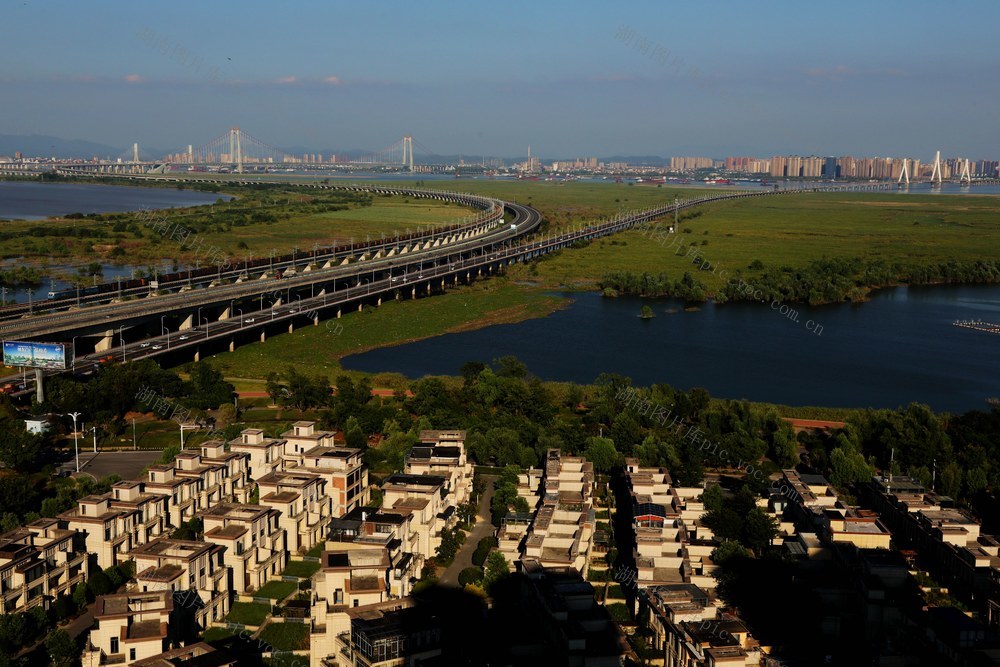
[3,1,1000,158]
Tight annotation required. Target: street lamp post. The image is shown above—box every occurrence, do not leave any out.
[71,336,79,372]
[118,326,126,362]
[68,412,81,473]
[236,309,243,326]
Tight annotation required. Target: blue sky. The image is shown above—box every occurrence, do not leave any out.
[3,0,999,160]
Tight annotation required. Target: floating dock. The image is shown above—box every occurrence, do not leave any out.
[953,319,1000,335]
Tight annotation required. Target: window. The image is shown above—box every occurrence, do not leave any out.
[353,599,359,607]
[129,648,136,661]
[110,637,119,654]
[80,505,86,515]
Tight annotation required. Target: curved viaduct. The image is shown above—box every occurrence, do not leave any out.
[0,180,809,390]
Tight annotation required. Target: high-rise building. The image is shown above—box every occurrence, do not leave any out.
[823,156,838,179]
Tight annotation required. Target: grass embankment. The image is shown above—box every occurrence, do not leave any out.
[0,186,471,272]
[506,192,1000,292]
[204,279,568,380]
[396,179,720,233]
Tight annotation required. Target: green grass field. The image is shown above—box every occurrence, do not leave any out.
[204,278,567,380]
[226,601,272,626]
[255,580,298,600]
[192,195,469,253]
[508,191,1000,291]
[381,179,722,233]
[282,560,321,579]
[257,622,310,651]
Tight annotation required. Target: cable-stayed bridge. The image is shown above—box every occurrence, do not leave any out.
[28,128,438,176]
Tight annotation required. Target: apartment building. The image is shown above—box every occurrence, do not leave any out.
[257,469,331,553]
[310,544,420,667]
[84,590,172,667]
[861,476,1000,617]
[143,442,252,529]
[311,511,424,667]
[405,430,474,507]
[130,538,229,630]
[60,494,140,569]
[283,440,370,518]
[380,473,452,557]
[281,420,336,454]
[201,502,286,594]
[328,598,442,667]
[107,481,170,548]
[228,428,286,481]
[518,450,595,573]
[782,470,891,549]
[624,461,717,590]
[0,519,88,614]
[132,643,236,667]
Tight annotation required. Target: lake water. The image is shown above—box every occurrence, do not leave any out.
[341,285,1000,413]
[0,181,230,220]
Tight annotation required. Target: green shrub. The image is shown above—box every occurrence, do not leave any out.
[458,567,483,587]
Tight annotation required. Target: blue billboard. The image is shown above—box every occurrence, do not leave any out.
[2,341,70,370]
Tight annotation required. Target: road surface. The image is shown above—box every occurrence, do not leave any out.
[439,476,495,587]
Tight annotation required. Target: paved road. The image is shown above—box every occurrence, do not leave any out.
[439,476,496,587]
[65,450,163,480]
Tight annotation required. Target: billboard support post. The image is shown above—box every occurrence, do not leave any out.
[35,368,43,404]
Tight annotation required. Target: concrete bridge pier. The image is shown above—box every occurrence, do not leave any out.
[229,339,235,352]
[358,302,363,312]
[313,314,319,327]
[337,309,341,319]
[288,322,294,333]
[193,348,200,362]
[219,307,231,321]
[180,313,195,331]
[260,329,266,343]
[411,287,416,299]
[377,297,382,307]
[95,330,115,352]
[440,278,445,291]
[426,283,431,295]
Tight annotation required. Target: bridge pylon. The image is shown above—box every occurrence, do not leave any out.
[930,150,943,186]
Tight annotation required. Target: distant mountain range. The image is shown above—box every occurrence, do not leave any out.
[0,134,677,165]
[0,134,129,159]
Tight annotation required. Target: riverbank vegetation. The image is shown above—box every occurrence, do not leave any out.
[0,180,471,267]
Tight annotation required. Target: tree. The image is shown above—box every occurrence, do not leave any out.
[87,568,113,597]
[701,484,724,513]
[584,437,622,473]
[183,362,235,410]
[72,581,90,609]
[741,508,778,554]
[483,551,510,593]
[0,428,45,472]
[941,462,963,499]
[265,372,284,405]
[0,613,30,652]
[966,467,988,496]
[712,540,750,565]
[45,629,79,667]
[215,403,237,428]
[829,445,874,488]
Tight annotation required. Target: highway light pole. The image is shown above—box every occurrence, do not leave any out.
[71,336,79,372]
[118,326,126,362]
[68,412,81,472]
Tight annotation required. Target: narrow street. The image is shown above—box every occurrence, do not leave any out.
[439,475,496,587]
